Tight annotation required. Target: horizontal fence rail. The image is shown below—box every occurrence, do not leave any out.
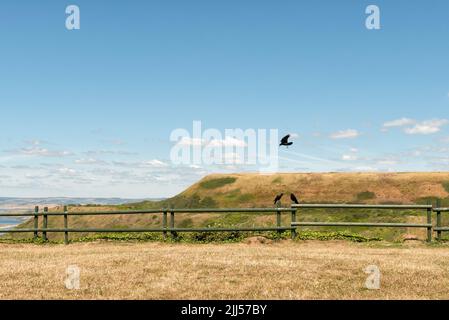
[292,204,433,209]
[292,222,431,228]
[292,203,435,242]
[1,203,448,244]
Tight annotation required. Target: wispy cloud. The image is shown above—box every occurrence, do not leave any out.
[176,136,247,148]
[382,118,448,135]
[113,159,169,168]
[24,139,46,146]
[383,118,416,128]
[84,150,138,156]
[141,159,168,167]
[101,139,127,146]
[351,166,379,172]
[330,129,359,139]
[176,137,204,147]
[208,137,247,147]
[342,154,357,161]
[404,119,448,135]
[75,158,108,165]
[8,147,73,157]
[57,167,77,175]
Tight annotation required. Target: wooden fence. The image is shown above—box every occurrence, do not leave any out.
[0,206,296,244]
[291,204,434,242]
[0,203,447,244]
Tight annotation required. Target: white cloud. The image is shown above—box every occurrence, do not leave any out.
[207,137,247,147]
[176,136,248,148]
[383,118,416,128]
[75,158,107,165]
[352,166,378,172]
[290,133,300,139]
[84,150,137,156]
[342,154,357,161]
[382,118,448,135]
[106,139,126,145]
[17,147,72,157]
[330,129,360,139]
[177,137,204,146]
[350,148,358,153]
[404,119,448,135]
[141,159,168,167]
[24,139,45,146]
[112,159,169,168]
[57,167,77,175]
[377,160,398,165]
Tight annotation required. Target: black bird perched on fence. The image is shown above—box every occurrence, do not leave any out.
[279,134,293,147]
[290,193,299,204]
[273,193,283,204]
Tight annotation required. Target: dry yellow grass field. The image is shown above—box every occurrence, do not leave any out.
[1,240,449,300]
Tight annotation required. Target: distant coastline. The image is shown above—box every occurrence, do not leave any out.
[0,197,164,231]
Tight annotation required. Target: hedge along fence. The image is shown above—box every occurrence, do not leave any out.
[291,203,434,242]
[1,203,448,244]
[0,206,297,244]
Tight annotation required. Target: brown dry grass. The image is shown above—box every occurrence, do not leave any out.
[1,240,449,300]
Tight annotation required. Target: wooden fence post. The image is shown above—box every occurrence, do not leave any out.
[43,207,48,241]
[34,206,39,240]
[276,201,282,234]
[170,210,176,238]
[64,205,69,245]
[291,207,297,239]
[436,199,442,241]
[426,201,432,243]
[162,210,167,239]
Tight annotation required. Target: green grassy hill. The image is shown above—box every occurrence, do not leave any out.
[123,172,449,208]
[8,172,449,242]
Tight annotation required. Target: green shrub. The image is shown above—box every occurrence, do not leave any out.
[297,231,381,242]
[356,191,376,201]
[271,177,282,184]
[200,177,237,189]
[442,181,449,193]
[238,193,255,202]
[200,196,218,208]
[177,218,194,228]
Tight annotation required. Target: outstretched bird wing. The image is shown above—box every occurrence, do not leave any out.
[280,134,290,144]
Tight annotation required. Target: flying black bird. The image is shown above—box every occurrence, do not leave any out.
[279,134,293,147]
[273,193,284,204]
[290,193,299,204]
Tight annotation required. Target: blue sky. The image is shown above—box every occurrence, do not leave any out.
[1,0,449,198]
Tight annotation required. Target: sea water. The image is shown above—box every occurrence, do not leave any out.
[0,209,25,230]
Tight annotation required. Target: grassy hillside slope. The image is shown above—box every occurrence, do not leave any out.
[8,172,449,242]
[126,172,449,208]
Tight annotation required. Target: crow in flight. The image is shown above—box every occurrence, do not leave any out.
[273,193,284,204]
[279,134,293,147]
[290,193,299,204]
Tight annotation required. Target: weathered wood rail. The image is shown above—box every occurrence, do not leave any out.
[291,203,434,242]
[0,206,296,244]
